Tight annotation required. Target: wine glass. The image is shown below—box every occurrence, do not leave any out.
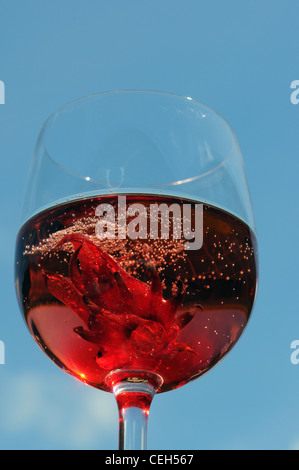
[15,91,258,450]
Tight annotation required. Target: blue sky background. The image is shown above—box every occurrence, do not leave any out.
[0,0,298,450]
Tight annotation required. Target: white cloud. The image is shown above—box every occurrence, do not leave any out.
[0,371,118,449]
[289,437,299,451]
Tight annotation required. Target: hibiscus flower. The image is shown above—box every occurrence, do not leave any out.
[44,234,199,370]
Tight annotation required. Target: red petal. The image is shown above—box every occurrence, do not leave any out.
[46,273,90,326]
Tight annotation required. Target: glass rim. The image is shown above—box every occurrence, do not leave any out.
[23,89,255,232]
[42,88,237,135]
[37,89,239,186]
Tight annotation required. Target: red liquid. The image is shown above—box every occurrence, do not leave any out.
[15,195,257,393]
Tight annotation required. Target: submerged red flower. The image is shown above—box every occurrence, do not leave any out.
[44,234,199,370]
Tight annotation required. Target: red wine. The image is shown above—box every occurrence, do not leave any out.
[15,194,257,393]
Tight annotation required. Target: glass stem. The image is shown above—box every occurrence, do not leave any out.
[106,370,162,450]
[119,406,148,450]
